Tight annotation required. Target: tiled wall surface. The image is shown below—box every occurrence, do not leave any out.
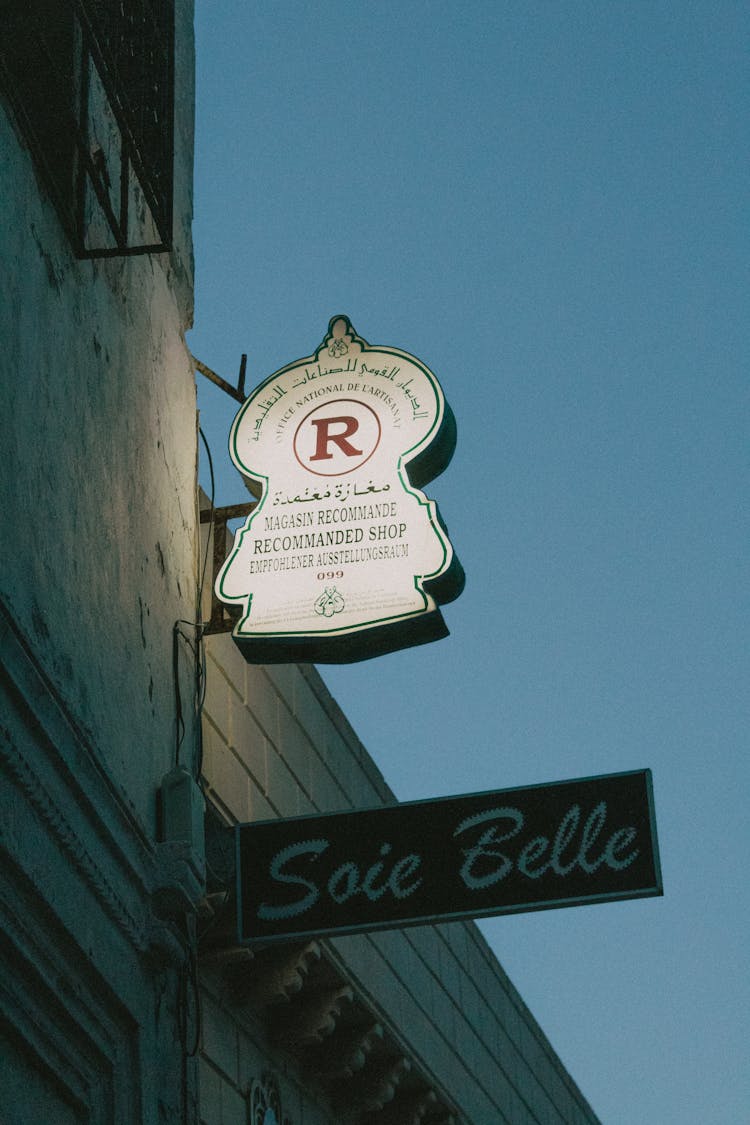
[200,625,601,1125]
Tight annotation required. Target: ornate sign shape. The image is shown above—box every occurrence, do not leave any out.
[216,316,464,663]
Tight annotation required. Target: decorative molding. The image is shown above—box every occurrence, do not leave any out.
[0,858,144,1124]
[198,922,464,1123]
[309,1020,384,1081]
[369,1089,438,1125]
[0,599,195,963]
[221,941,322,1009]
[355,1056,413,1113]
[269,983,354,1050]
[0,703,150,952]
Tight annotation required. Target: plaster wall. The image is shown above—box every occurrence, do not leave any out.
[0,5,203,1124]
[0,1,197,836]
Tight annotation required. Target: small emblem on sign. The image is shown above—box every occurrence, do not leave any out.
[328,337,349,358]
[314,587,345,617]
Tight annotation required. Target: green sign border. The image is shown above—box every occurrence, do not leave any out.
[217,316,464,663]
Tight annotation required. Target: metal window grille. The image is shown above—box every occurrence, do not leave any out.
[0,0,174,257]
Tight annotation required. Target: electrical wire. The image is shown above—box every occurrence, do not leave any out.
[173,622,187,768]
[198,425,215,608]
[177,943,202,1058]
[173,426,216,773]
[169,425,221,1119]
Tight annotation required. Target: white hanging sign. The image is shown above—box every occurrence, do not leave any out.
[216,316,464,662]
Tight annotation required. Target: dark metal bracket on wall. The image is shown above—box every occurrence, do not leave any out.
[200,502,254,635]
[194,354,248,404]
[195,353,253,634]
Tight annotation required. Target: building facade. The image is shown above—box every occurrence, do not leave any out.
[197,620,602,1125]
[1,3,600,1122]
[1,2,200,1122]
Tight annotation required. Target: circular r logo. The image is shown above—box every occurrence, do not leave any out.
[293,399,381,476]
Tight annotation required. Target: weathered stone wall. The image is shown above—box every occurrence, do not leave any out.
[0,4,200,1124]
[0,5,197,836]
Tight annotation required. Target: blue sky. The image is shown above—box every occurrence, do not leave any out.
[189,4,748,1121]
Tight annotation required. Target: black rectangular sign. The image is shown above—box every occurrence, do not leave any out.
[236,769,662,943]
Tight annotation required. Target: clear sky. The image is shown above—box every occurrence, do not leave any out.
[188,4,748,1122]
